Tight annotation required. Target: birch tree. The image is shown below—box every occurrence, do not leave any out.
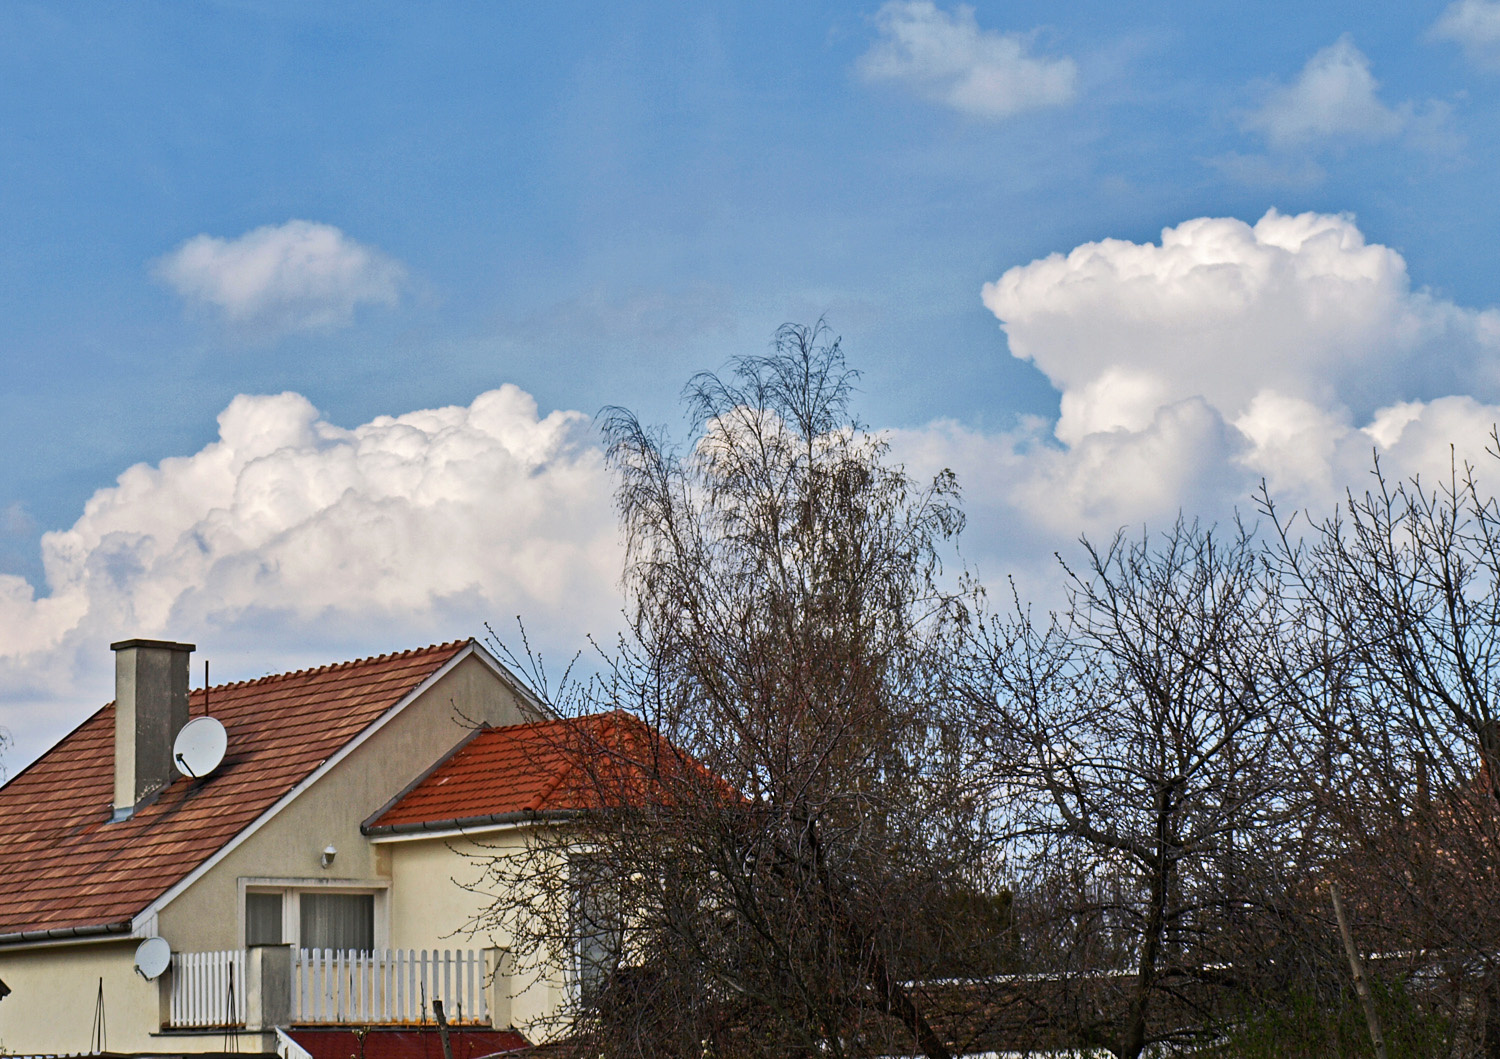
[472,324,996,1058]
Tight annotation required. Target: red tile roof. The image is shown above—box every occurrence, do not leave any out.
[0,640,470,940]
[369,711,706,830]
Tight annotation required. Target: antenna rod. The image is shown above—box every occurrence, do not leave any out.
[204,659,209,716]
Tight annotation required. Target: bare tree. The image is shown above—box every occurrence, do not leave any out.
[974,518,1306,1059]
[470,324,998,1058]
[1265,448,1500,1054]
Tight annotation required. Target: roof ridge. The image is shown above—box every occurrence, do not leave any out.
[368,709,685,830]
[192,638,473,692]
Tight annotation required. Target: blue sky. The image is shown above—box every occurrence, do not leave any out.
[4,0,1500,768]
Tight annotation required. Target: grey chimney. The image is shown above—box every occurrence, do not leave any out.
[111,638,195,819]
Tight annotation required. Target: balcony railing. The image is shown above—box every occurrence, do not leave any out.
[295,948,489,1025]
[170,949,246,1028]
[167,947,492,1030]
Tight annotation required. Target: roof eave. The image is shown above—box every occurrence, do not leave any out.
[363,807,578,838]
[0,919,133,950]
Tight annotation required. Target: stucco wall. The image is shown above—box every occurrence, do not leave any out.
[386,830,568,1039]
[0,939,276,1055]
[0,942,147,1055]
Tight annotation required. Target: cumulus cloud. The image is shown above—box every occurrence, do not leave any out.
[894,398,1242,542]
[1243,37,1408,150]
[983,209,1497,444]
[857,1,1077,119]
[1430,0,1500,70]
[887,210,1500,580]
[0,385,621,765]
[155,220,406,337]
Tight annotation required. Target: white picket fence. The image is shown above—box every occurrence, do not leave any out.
[166,947,490,1028]
[170,949,246,1028]
[293,948,489,1025]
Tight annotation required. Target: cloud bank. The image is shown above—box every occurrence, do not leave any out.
[858,1,1076,119]
[893,210,1500,580]
[155,220,406,337]
[0,386,620,765]
[12,210,1500,775]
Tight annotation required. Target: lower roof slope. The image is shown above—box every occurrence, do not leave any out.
[0,640,469,941]
[368,710,724,832]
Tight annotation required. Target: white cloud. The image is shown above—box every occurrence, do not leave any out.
[15,214,1500,774]
[155,220,406,337]
[857,1,1077,119]
[900,398,1242,537]
[884,211,1500,583]
[1232,391,1353,498]
[1244,36,1407,150]
[1,502,34,539]
[982,209,1498,445]
[0,385,621,766]
[1431,0,1500,70]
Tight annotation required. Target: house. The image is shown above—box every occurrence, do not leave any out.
[0,636,612,1057]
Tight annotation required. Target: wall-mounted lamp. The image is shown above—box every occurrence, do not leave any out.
[320,845,337,869]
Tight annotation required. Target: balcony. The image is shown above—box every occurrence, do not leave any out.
[165,947,501,1031]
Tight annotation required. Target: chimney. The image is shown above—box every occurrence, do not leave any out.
[111,638,195,820]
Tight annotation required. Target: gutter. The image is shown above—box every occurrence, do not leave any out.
[362,808,577,837]
[0,919,132,947]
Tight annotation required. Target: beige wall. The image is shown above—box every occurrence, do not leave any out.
[0,939,277,1055]
[0,941,153,1056]
[385,830,568,1038]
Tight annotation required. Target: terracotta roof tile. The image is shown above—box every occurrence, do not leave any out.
[371,711,720,829]
[0,640,469,939]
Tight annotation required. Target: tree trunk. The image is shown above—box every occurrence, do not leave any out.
[1118,864,1168,1059]
[1119,779,1179,1059]
[1330,883,1387,1059]
[867,947,953,1059]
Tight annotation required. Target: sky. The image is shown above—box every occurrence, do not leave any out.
[4,0,1500,770]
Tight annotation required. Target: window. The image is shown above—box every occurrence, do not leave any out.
[245,892,284,946]
[241,882,386,952]
[300,892,375,953]
[570,857,621,1005]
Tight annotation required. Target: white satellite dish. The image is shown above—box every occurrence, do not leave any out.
[134,936,172,980]
[173,716,227,779]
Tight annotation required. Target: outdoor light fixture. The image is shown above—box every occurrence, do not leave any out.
[320,845,337,869]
